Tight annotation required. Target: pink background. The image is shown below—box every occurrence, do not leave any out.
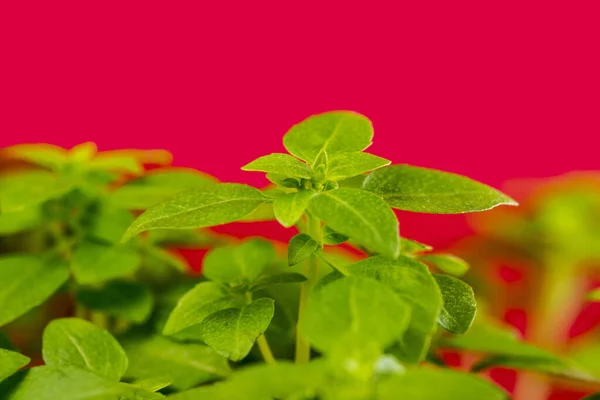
[1,1,599,246]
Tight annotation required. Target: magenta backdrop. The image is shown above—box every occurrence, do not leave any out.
[1,1,599,246]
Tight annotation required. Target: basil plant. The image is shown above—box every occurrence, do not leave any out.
[2,111,592,399]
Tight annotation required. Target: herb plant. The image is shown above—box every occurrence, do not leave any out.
[0,111,596,399]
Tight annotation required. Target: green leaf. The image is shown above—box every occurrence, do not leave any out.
[72,240,142,284]
[0,255,69,326]
[42,318,128,381]
[69,142,97,162]
[88,154,144,174]
[122,183,269,241]
[377,368,508,400]
[1,366,164,400]
[242,153,312,179]
[121,333,231,391]
[250,273,307,291]
[76,280,154,323]
[308,189,400,258]
[400,237,433,254]
[2,144,69,170]
[571,343,600,378]
[472,355,597,382]
[421,254,469,276]
[110,169,218,210]
[440,316,586,379]
[326,152,390,181]
[200,298,275,361]
[433,274,477,334]
[146,228,221,248]
[302,276,411,353]
[131,377,171,393]
[86,203,135,244]
[0,207,43,235]
[265,173,301,189]
[166,387,232,400]
[288,233,319,266]
[587,289,600,302]
[0,171,74,212]
[0,349,30,382]
[283,111,374,164]
[203,239,275,286]
[363,164,518,214]
[346,255,442,363]
[210,361,327,400]
[322,226,349,245]
[273,191,314,228]
[163,282,242,336]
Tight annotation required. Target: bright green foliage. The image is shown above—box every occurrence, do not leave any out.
[200,298,275,361]
[76,280,154,323]
[322,226,349,245]
[131,377,171,393]
[433,274,477,334]
[250,273,307,291]
[0,255,69,326]
[0,206,43,234]
[302,276,410,353]
[110,169,217,209]
[363,164,518,214]
[0,366,163,400]
[121,333,231,391]
[309,189,400,258]
[421,254,469,276]
[326,152,390,181]
[377,368,508,399]
[122,184,269,241]
[283,111,373,163]
[346,256,442,362]
[273,190,314,228]
[0,171,75,212]
[242,153,312,179]
[1,143,69,170]
[203,239,275,287]
[0,114,525,398]
[0,349,30,382]
[288,233,319,266]
[42,318,128,381]
[163,282,243,336]
[72,240,142,283]
[400,237,433,254]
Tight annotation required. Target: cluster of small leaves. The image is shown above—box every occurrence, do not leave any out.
[4,112,594,399]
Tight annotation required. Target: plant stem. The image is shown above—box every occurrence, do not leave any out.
[295,214,321,364]
[245,292,277,364]
[257,335,276,365]
[513,256,586,400]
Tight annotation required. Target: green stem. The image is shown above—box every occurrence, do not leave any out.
[295,214,321,364]
[257,335,276,365]
[513,256,586,400]
[245,292,277,364]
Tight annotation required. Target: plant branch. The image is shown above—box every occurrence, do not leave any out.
[245,292,277,364]
[295,213,321,364]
